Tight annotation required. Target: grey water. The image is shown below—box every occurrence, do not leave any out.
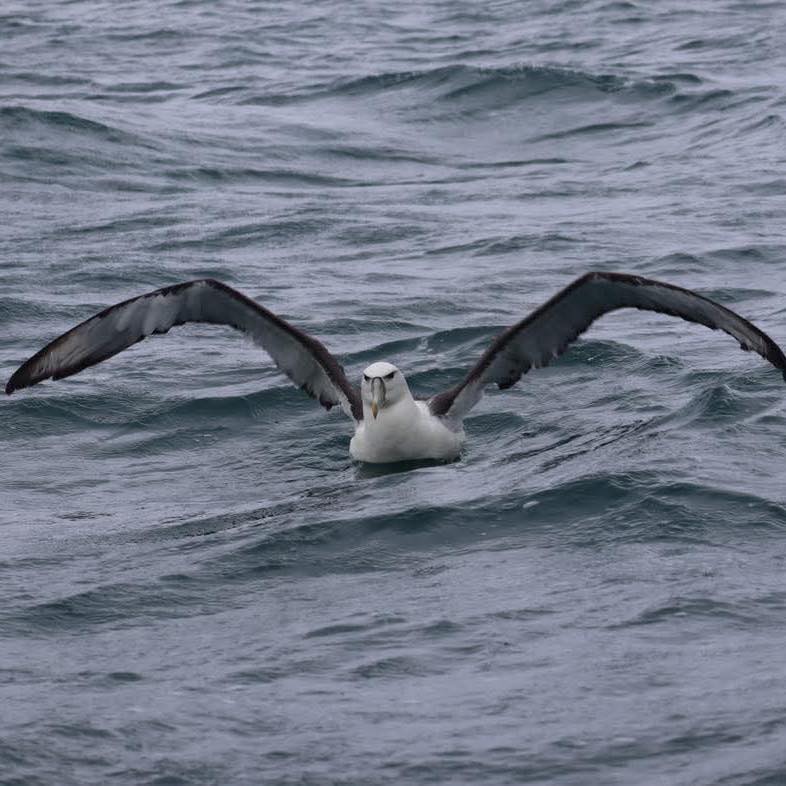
[2,1,786,783]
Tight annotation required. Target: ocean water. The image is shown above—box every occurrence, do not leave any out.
[2,1,786,783]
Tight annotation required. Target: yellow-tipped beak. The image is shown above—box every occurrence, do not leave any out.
[370,377,385,419]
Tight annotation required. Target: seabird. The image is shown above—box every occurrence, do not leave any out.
[5,272,785,463]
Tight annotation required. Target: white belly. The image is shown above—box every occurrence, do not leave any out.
[350,400,464,463]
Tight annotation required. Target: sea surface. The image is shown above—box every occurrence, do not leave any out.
[2,1,786,784]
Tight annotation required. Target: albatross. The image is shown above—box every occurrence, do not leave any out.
[6,272,785,463]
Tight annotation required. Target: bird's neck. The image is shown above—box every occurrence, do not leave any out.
[362,395,419,427]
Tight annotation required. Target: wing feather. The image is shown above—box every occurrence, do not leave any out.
[5,279,363,421]
[429,272,786,420]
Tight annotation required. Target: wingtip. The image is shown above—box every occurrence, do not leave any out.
[5,368,28,395]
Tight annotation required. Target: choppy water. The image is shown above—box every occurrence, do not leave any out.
[3,1,786,784]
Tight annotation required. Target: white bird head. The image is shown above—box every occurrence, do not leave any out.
[361,361,410,418]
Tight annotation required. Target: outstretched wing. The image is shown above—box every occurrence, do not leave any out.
[5,279,363,421]
[429,271,786,420]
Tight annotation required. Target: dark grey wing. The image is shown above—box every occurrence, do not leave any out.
[5,279,363,421]
[429,271,786,420]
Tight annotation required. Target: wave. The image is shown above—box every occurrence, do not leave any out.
[329,64,674,103]
[228,63,757,137]
[0,382,306,438]
[8,471,784,637]
[659,379,780,428]
[614,596,763,629]
[148,213,334,250]
[159,166,360,190]
[0,105,159,187]
[182,473,786,572]
[0,106,142,145]
[425,232,579,257]
[242,63,685,108]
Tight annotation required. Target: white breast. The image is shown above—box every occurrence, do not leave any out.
[349,400,464,463]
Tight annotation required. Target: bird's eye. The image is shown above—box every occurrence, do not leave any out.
[384,371,396,380]
[363,374,370,382]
